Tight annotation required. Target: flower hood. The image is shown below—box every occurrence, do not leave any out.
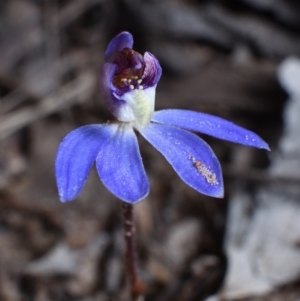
[100,32,162,129]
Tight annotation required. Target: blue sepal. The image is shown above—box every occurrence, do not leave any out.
[55,124,116,202]
[152,109,270,150]
[140,123,224,198]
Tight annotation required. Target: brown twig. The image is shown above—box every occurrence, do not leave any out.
[0,71,95,140]
[223,165,300,184]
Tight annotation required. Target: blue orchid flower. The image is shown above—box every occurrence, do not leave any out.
[55,32,269,204]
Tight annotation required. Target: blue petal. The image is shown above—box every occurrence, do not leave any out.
[140,123,224,198]
[100,62,125,116]
[96,124,149,204]
[142,52,162,88]
[152,110,270,150]
[55,125,116,202]
[105,32,134,62]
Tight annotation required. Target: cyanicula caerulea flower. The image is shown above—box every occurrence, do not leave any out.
[55,32,269,204]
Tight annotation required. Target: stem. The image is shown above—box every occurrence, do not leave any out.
[122,202,144,301]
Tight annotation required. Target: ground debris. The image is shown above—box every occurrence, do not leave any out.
[0,0,298,300]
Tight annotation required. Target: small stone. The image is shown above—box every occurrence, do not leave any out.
[165,218,202,272]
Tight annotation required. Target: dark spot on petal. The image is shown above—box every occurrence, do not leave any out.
[189,155,219,185]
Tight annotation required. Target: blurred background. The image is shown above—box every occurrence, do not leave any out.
[1,0,300,300]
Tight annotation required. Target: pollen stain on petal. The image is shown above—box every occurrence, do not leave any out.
[189,155,219,185]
